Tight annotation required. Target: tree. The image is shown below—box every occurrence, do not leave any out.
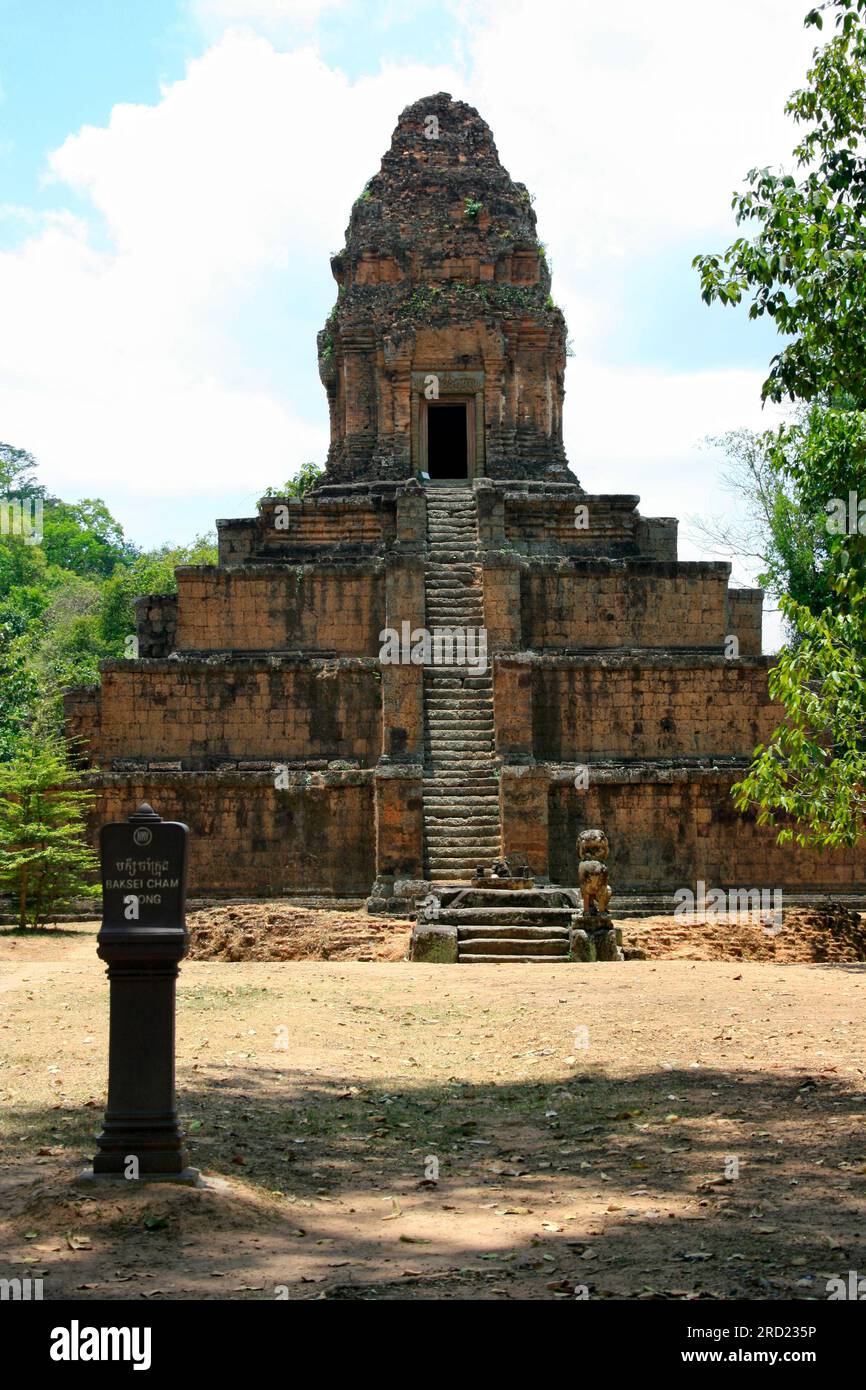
[97,534,217,650]
[40,497,133,577]
[261,461,323,499]
[0,739,98,928]
[694,0,866,407]
[693,404,866,621]
[695,0,866,848]
[0,442,45,499]
[733,580,866,848]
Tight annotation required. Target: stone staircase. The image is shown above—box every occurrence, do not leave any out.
[426,886,577,962]
[456,901,571,961]
[422,487,501,882]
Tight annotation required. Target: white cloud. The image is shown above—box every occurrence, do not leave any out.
[463,0,817,263]
[0,0,819,576]
[189,0,349,40]
[0,35,461,509]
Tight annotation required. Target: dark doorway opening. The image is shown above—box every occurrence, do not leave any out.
[427,403,468,478]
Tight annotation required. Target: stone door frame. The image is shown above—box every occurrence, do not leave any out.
[411,370,485,480]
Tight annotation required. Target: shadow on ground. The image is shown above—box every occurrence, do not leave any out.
[2,1061,865,1300]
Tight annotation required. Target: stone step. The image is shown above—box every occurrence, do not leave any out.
[428,854,502,862]
[425,734,493,744]
[425,696,492,703]
[458,953,568,963]
[422,798,499,808]
[442,890,572,907]
[428,845,500,856]
[426,726,494,736]
[423,770,497,778]
[451,913,573,930]
[422,783,497,795]
[426,838,501,850]
[422,789,497,800]
[458,937,569,957]
[425,752,495,762]
[425,616,485,625]
[423,768,497,777]
[424,680,492,690]
[425,728,494,736]
[426,833,502,844]
[425,736,493,745]
[426,707,493,717]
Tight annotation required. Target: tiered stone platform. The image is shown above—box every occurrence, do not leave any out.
[63,93,861,914]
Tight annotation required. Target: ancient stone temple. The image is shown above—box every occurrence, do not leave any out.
[67,93,860,916]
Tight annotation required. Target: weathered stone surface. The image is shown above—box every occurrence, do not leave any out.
[409,921,458,962]
[319,93,574,485]
[60,93,861,913]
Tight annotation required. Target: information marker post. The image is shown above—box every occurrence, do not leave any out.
[80,802,199,1185]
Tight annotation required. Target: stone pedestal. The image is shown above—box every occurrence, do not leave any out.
[81,804,199,1186]
[570,913,624,962]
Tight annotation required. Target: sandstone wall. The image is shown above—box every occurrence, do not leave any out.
[548,772,861,893]
[80,772,375,897]
[504,494,642,553]
[494,656,780,761]
[174,565,385,654]
[85,659,382,767]
[134,594,179,657]
[728,588,764,657]
[499,765,861,893]
[521,561,732,650]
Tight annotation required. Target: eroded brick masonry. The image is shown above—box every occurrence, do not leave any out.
[66,94,860,906]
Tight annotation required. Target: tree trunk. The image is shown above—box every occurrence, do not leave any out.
[18,867,27,931]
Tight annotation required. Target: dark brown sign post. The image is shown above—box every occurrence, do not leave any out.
[81,803,199,1185]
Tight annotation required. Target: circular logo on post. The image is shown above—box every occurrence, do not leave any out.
[133,827,153,847]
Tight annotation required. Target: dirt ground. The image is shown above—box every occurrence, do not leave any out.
[1,916,864,1301]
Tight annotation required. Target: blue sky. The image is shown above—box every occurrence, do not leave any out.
[0,0,818,645]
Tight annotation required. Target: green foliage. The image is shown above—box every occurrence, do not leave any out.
[694,2,866,850]
[697,406,866,618]
[0,737,98,927]
[0,442,44,499]
[464,197,483,219]
[0,439,218,755]
[40,497,132,577]
[731,438,866,845]
[733,581,866,847]
[261,461,323,500]
[96,535,217,651]
[694,1,866,405]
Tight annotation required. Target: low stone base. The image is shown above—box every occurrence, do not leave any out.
[570,914,624,962]
[408,922,458,962]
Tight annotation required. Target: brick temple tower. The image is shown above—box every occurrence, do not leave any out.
[66,94,861,924]
[319,93,571,485]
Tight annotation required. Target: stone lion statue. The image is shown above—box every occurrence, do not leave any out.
[577,828,612,917]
